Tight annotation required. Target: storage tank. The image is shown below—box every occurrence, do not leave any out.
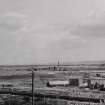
[46,80,69,87]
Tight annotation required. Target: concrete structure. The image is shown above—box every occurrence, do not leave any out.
[69,76,86,87]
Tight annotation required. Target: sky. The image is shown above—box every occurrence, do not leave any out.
[0,0,105,64]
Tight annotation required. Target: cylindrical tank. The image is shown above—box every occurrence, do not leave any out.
[46,80,69,87]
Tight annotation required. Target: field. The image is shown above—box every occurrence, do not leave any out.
[0,63,105,105]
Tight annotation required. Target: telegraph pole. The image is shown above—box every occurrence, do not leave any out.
[32,69,34,105]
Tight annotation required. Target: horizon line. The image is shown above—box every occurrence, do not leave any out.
[0,60,105,66]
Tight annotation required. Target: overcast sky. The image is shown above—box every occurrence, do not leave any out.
[0,0,105,64]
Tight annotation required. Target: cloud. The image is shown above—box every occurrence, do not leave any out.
[0,12,31,54]
[72,24,105,38]
[18,22,85,49]
[71,11,105,38]
[0,12,87,64]
[0,10,100,64]
[4,12,27,18]
[49,38,86,51]
[0,12,28,33]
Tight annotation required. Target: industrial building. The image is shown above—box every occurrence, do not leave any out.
[46,76,90,87]
[84,77,105,85]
